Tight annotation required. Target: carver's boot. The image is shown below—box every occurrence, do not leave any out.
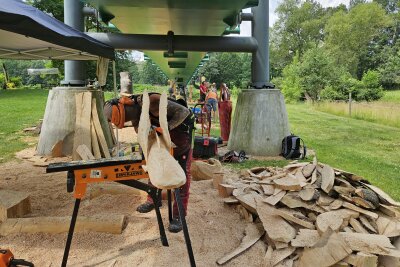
[168,218,182,233]
[136,200,162,213]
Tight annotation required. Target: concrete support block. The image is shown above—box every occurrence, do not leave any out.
[228,89,290,156]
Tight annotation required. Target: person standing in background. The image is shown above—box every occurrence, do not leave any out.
[199,81,208,102]
[218,83,232,142]
[205,87,218,122]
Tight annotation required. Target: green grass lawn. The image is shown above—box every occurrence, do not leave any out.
[287,103,400,200]
[0,89,48,162]
[1,89,399,200]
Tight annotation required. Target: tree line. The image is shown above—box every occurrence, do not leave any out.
[271,0,400,102]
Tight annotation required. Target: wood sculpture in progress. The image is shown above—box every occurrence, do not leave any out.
[138,91,186,189]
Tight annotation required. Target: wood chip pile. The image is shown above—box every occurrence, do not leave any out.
[216,159,400,267]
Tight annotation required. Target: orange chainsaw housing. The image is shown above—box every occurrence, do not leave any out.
[0,249,13,267]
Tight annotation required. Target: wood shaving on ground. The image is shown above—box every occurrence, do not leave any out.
[215,157,400,267]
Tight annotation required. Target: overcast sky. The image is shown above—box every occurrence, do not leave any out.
[240,0,351,36]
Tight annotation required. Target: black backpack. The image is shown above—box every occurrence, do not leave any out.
[281,134,307,159]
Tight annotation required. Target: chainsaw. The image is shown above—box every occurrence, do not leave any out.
[0,249,34,267]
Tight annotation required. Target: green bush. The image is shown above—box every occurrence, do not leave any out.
[354,70,384,101]
[10,77,22,87]
[281,54,302,103]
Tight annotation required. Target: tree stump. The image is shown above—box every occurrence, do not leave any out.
[37,87,113,156]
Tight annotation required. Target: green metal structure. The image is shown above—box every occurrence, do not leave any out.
[86,0,258,84]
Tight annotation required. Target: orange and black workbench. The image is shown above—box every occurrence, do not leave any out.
[46,156,196,267]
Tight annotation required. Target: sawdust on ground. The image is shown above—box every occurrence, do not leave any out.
[0,128,265,267]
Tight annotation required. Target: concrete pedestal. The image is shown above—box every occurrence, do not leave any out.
[228,89,290,156]
[37,87,113,156]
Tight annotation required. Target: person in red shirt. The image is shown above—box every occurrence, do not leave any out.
[199,81,208,102]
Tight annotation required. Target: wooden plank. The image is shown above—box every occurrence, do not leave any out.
[330,199,344,210]
[298,228,352,267]
[320,164,335,193]
[349,218,369,234]
[376,215,400,237]
[263,190,286,206]
[280,194,325,213]
[256,198,296,243]
[274,176,302,191]
[359,215,378,233]
[218,184,235,198]
[262,184,275,195]
[76,144,95,160]
[342,202,378,219]
[0,190,31,222]
[91,98,111,158]
[73,92,92,160]
[108,122,117,145]
[302,163,316,178]
[343,252,378,267]
[292,230,398,256]
[236,193,259,214]
[379,204,400,218]
[90,121,101,159]
[0,215,126,235]
[299,188,319,201]
[268,247,296,266]
[316,209,359,232]
[273,208,315,229]
[216,223,264,265]
[223,197,240,205]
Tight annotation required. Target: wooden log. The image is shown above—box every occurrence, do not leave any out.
[298,228,352,267]
[334,186,355,195]
[216,223,264,265]
[213,173,224,189]
[330,199,344,210]
[321,164,335,193]
[256,198,296,243]
[343,252,378,267]
[0,215,126,235]
[0,190,31,222]
[91,98,111,158]
[72,92,92,160]
[342,202,378,219]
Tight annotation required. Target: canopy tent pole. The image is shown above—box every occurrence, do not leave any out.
[113,60,120,156]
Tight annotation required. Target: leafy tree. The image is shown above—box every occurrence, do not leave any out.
[271,0,327,74]
[28,0,64,21]
[325,3,392,76]
[280,53,302,102]
[140,61,167,85]
[378,47,400,89]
